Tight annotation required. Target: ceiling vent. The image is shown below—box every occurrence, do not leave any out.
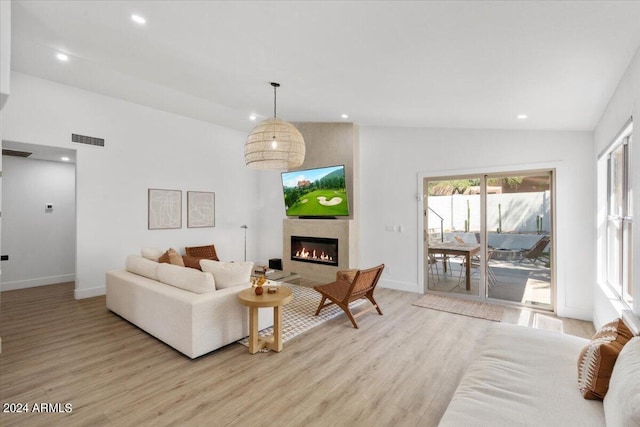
[2,149,32,157]
[72,133,105,147]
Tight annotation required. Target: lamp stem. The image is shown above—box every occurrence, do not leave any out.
[241,225,248,262]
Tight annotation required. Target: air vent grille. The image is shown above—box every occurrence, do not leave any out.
[72,133,105,147]
[2,149,32,157]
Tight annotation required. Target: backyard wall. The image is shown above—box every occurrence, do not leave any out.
[427,191,551,234]
[1,72,261,298]
[358,126,594,320]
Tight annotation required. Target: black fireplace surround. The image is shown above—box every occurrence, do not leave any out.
[291,236,338,266]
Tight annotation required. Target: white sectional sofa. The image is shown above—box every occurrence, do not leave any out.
[439,316,640,427]
[106,255,272,359]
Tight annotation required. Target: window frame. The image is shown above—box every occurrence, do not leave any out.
[603,121,633,307]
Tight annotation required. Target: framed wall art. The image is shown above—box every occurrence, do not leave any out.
[187,191,215,228]
[148,188,182,229]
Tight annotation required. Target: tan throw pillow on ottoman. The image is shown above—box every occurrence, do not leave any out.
[577,318,634,400]
[158,248,185,267]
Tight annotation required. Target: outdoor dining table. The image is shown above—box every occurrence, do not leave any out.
[428,242,481,291]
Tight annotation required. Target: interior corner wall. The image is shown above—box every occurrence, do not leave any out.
[1,156,75,290]
[359,126,595,320]
[0,72,261,298]
[593,45,640,325]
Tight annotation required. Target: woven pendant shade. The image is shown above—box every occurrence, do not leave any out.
[244,117,305,170]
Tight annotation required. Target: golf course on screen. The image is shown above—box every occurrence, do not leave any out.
[282,167,349,216]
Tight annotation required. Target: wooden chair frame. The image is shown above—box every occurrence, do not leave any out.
[518,236,550,264]
[313,264,385,329]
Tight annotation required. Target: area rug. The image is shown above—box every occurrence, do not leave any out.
[412,294,504,322]
[238,283,365,350]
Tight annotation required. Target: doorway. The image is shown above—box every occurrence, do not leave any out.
[1,141,76,291]
[423,170,554,310]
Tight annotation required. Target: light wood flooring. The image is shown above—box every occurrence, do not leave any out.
[0,282,594,427]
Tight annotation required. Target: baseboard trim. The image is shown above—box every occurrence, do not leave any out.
[379,278,419,293]
[74,286,105,299]
[556,306,592,322]
[0,274,76,291]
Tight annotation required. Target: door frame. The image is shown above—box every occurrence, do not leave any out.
[417,162,558,311]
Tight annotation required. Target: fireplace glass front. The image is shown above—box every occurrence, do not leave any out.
[291,236,338,266]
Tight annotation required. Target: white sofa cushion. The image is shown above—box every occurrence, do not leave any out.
[126,255,159,281]
[439,323,605,427]
[604,337,640,427]
[141,247,164,262]
[157,263,216,294]
[200,260,253,289]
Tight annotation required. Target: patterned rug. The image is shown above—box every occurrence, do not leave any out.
[238,283,365,350]
[412,294,504,322]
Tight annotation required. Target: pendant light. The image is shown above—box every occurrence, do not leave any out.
[244,82,305,170]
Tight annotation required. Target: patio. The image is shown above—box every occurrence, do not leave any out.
[426,256,551,308]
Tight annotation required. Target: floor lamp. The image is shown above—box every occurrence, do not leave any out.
[240,225,248,262]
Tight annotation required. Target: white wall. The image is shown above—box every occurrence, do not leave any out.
[1,156,75,289]
[593,46,640,327]
[1,72,261,298]
[0,0,10,108]
[359,127,594,320]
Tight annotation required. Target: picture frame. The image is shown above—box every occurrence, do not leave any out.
[148,188,182,229]
[187,191,215,228]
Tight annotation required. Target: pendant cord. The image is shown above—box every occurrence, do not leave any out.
[273,85,277,118]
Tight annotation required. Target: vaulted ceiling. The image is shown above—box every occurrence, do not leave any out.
[9,1,640,132]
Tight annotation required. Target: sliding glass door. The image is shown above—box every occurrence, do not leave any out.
[425,176,483,297]
[485,172,553,309]
[424,170,554,310]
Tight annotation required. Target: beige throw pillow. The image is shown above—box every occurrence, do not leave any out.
[603,337,640,427]
[140,247,164,262]
[200,260,253,289]
[578,319,634,400]
[156,263,216,294]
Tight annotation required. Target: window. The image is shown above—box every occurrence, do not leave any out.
[605,121,633,306]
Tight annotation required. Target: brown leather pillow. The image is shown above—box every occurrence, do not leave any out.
[184,244,219,261]
[182,255,219,271]
[158,248,185,267]
[578,319,634,400]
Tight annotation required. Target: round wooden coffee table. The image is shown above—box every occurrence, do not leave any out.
[237,286,293,354]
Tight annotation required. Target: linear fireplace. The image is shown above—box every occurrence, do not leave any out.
[291,236,339,267]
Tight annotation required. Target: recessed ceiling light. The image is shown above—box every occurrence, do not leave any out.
[56,53,69,62]
[341,114,349,119]
[61,156,70,162]
[249,114,257,121]
[131,14,146,25]
[517,114,528,119]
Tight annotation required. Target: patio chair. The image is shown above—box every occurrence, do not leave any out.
[458,249,497,288]
[314,264,384,329]
[428,255,440,283]
[518,236,550,264]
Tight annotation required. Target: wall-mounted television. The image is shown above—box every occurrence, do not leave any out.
[281,165,349,217]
